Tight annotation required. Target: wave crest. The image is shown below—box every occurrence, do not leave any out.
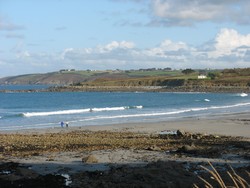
[22,105,143,117]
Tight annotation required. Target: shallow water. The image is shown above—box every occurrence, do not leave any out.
[0,91,249,130]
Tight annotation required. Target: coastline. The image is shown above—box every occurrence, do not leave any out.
[1,85,250,93]
[68,112,250,138]
[3,112,250,138]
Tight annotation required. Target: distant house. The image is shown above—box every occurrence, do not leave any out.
[198,74,207,79]
[59,69,75,73]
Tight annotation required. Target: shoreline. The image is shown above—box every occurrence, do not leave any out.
[1,85,250,93]
[2,112,250,138]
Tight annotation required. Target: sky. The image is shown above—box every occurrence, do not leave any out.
[0,0,250,77]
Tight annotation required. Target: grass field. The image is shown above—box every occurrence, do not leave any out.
[0,68,249,87]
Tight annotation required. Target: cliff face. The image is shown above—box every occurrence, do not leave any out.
[83,77,250,88]
[79,76,250,92]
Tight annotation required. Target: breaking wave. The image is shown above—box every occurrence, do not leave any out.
[22,106,143,117]
[76,102,250,121]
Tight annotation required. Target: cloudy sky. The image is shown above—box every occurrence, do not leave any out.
[0,0,250,77]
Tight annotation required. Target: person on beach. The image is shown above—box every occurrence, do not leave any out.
[60,121,64,128]
[65,122,69,128]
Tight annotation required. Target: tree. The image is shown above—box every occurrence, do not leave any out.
[208,72,216,80]
[182,69,195,75]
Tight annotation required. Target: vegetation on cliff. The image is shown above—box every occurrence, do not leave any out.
[76,68,250,90]
[0,68,249,92]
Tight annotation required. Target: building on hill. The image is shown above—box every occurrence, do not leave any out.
[59,69,75,73]
[198,74,207,79]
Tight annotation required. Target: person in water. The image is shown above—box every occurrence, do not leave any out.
[65,122,69,128]
[60,121,64,128]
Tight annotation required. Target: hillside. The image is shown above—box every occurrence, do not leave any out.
[65,68,250,92]
[1,68,250,92]
[0,70,117,85]
[74,68,250,85]
[0,69,183,85]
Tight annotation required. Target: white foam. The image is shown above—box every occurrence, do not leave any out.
[81,109,191,121]
[240,93,248,97]
[209,102,250,109]
[23,109,91,117]
[79,102,250,122]
[91,106,143,111]
[91,107,126,112]
[23,105,143,117]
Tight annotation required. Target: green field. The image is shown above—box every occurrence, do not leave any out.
[126,70,182,77]
[0,68,249,87]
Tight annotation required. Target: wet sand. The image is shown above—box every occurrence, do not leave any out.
[0,113,249,187]
[5,112,250,138]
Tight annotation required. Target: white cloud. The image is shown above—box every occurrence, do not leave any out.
[144,39,192,61]
[99,41,135,52]
[110,0,250,27]
[150,0,250,26]
[207,28,250,58]
[59,32,250,69]
[2,29,250,77]
[61,48,74,60]
[152,0,222,20]
[159,40,188,51]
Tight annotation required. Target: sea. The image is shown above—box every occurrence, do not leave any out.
[0,85,249,131]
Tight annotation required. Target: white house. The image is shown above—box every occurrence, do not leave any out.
[198,74,207,79]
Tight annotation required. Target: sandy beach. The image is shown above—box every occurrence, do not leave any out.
[6,112,250,138]
[0,113,249,187]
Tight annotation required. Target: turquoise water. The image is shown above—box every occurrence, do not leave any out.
[0,85,51,90]
[0,91,249,130]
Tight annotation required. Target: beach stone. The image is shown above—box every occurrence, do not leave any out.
[192,134,202,139]
[0,147,4,152]
[46,157,54,161]
[177,130,185,137]
[147,145,161,151]
[82,155,98,163]
[0,154,5,160]
[178,145,197,154]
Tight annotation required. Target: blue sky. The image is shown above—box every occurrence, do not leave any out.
[0,0,250,77]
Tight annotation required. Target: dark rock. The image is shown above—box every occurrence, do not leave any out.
[0,162,68,188]
[146,145,161,151]
[178,145,197,154]
[177,130,185,137]
[82,155,98,163]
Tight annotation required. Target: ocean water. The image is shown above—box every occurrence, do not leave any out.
[0,85,51,90]
[0,90,249,130]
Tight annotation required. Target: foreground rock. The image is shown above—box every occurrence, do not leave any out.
[0,130,249,187]
[0,162,67,188]
[0,161,248,188]
[82,155,98,163]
